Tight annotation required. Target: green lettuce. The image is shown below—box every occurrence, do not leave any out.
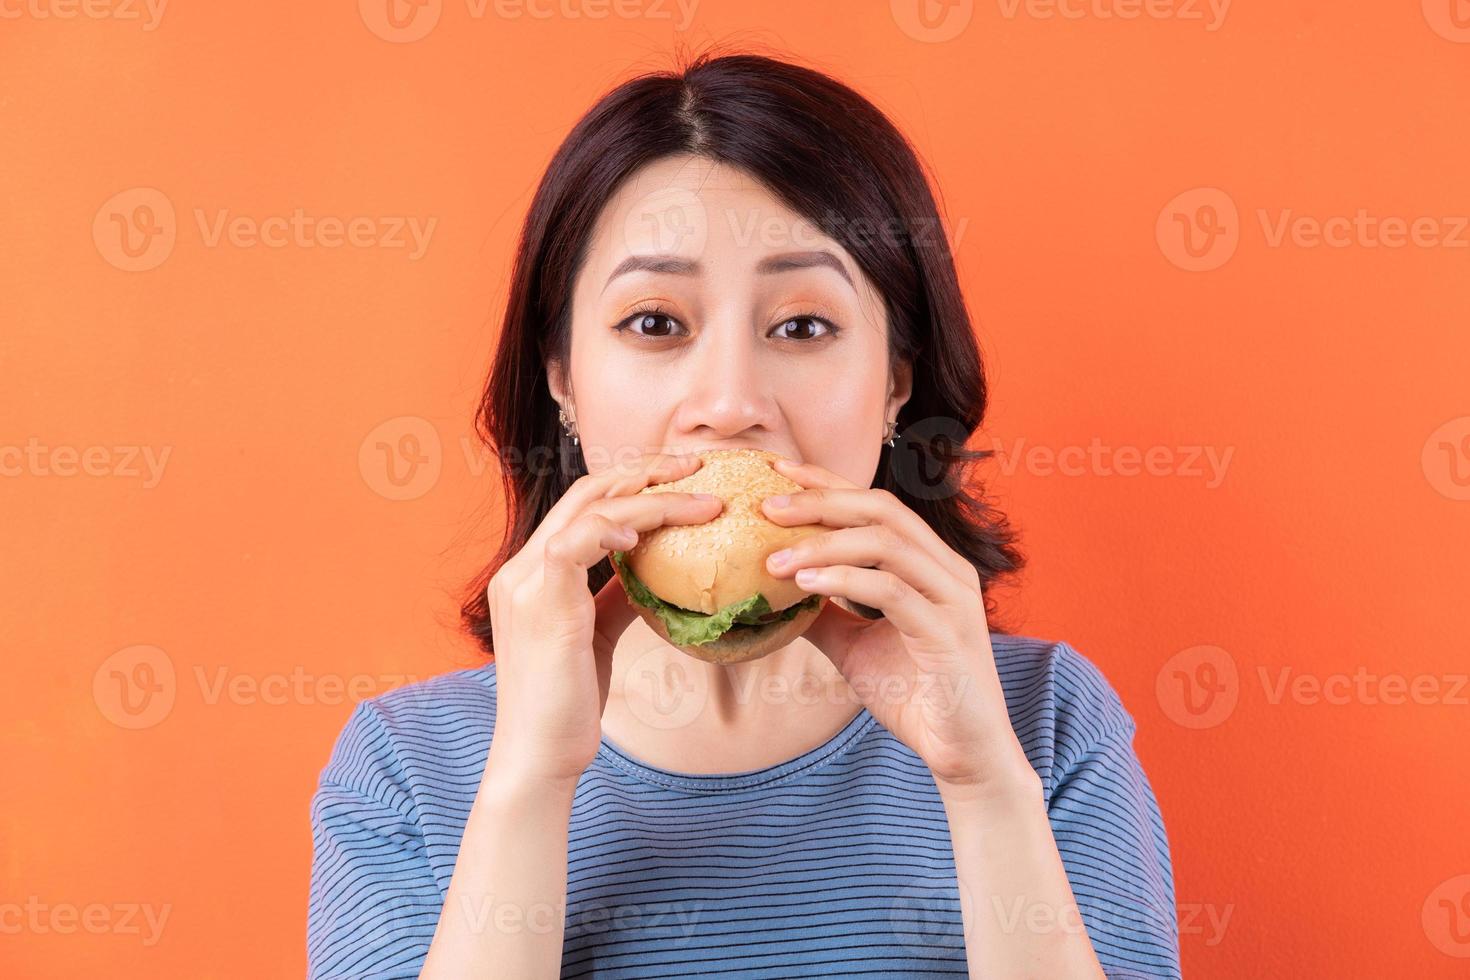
[610,550,821,647]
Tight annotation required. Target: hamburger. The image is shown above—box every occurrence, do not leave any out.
[609,448,828,665]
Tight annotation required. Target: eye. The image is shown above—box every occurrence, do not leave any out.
[770,314,838,341]
[613,305,686,339]
[611,305,841,342]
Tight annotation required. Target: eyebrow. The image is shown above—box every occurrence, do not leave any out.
[601,249,854,294]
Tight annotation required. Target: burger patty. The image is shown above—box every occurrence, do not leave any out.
[729,610,785,631]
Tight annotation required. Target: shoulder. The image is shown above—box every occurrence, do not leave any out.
[988,634,1139,797]
[314,662,499,808]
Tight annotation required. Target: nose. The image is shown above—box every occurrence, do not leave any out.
[669,311,780,443]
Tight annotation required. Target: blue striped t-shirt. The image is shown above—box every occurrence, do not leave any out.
[307,634,1181,978]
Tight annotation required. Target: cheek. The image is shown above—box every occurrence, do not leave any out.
[784,385,879,439]
[775,343,890,480]
[570,330,648,405]
[578,392,663,460]
[781,379,887,468]
[776,339,888,411]
[568,346,674,467]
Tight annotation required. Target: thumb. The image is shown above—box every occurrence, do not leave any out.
[802,597,863,675]
[592,568,640,654]
[591,568,640,710]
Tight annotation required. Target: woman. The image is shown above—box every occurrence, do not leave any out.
[308,51,1180,979]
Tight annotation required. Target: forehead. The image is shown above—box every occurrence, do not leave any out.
[582,154,854,277]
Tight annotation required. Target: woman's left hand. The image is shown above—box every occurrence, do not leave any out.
[762,456,1039,802]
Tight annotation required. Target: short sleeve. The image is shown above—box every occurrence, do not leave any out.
[1047,645,1182,979]
[307,702,444,979]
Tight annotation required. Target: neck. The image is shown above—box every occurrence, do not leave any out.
[607,616,856,730]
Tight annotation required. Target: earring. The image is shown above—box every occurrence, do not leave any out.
[883,417,898,448]
[558,407,579,446]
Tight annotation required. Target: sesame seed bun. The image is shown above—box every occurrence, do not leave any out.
[615,448,828,664]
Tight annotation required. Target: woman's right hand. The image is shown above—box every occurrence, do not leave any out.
[483,451,722,789]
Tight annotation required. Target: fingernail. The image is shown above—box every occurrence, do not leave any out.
[766,494,790,508]
[692,492,718,501]
[768,549,792,568]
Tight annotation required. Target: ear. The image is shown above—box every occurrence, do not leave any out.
[546,356,571,411]
[887,356,913,419]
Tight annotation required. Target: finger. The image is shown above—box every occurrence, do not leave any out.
[788,563,937,639]
[536,490,722,646]
[541,512,643,603]
[584,490,724,535]
[527,451,703,554]
[771,456,859,490]
[765,525,970,607]
[540,490,722,592]
[761,486,977,589]
[599,454,706,499]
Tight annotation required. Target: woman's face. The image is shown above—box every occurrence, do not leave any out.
[551,153,911,488]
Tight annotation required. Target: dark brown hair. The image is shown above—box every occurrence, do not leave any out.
[459,49,1026,657]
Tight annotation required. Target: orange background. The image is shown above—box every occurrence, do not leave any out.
[4,2,1469,976]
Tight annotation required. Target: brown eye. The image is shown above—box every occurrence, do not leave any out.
[635,312,676,337]
[615,309,685,338]
[772,316,835,341]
